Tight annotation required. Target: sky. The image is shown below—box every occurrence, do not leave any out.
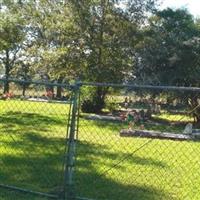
[161,0,200,18]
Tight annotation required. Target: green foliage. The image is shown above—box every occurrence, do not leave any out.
[0,2,26,93]
[0,0,160,109]
[81,86,107,113]
[2,1,200,114]
[134,8,200,86]
[105,98,119,113]
[0,14,22,50]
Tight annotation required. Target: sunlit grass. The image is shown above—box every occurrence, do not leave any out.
[0,100,200,200]
[154,112,193,123]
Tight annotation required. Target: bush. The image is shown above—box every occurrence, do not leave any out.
[81,87,106,113]
[81,99,104,113]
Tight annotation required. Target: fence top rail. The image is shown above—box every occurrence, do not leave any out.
[0,78,74,89]
[81,82,200,92]
[1,78,200,92]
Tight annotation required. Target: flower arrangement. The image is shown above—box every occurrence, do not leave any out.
[45,90,54,98]
[2,92,14,100]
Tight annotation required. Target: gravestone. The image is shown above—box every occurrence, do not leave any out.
[183,123,193,134]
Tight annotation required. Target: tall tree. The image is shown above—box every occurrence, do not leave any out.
[0,2,25,93]
[70,0,159,112]
[134,8,200,86]
[0,0,158,108]
[21,0,80,97]
[133,8,200,125]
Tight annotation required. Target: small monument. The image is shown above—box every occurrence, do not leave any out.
[183,123,193,135]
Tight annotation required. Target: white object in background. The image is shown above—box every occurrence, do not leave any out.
[183,123,193,134]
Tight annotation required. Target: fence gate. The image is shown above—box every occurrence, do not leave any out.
[0,79,77,200]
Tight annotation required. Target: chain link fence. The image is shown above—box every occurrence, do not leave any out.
[0,79,75,199]
[75,83,200,200]
[1,79,200,200]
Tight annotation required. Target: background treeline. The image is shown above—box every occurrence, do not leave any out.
[0,0,200,112]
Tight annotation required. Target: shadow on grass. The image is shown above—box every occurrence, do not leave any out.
[77,141,168,168]
[0,187,48,200]
[0,111,68,154]
[76,171,171,200]
[0,111,68,198]
[0,130,170,200]
[75,141,170,200]
[0,136,66,196]
[0,111,66,127]
[0,111,171,200]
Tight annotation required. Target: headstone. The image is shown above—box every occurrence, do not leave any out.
[173,99,177,107]
[183,123,193,134]
[124,97,128,109]
[154,104,161,114]
[124,102,128,109]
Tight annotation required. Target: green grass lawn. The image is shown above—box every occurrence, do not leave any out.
[0,99,200,200]
[0,100,68,200]
[0,189,48,200]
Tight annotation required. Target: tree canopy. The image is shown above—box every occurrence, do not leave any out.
[134,8,200,86]
[0,1,200,112]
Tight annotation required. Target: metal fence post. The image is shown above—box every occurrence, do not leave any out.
[64,82,80,200]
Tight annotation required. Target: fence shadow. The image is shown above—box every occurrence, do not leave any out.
[75,141,171,200]
[0,111,67,196]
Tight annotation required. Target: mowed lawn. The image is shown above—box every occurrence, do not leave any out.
[0,100,200,200]
[0,100,68,200]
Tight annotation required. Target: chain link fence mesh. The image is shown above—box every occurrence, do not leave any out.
[1,80,200,200]
[75,84,200,200]
[0,79,73,199]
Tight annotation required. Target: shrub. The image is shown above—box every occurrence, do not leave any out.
[81,87,106,113]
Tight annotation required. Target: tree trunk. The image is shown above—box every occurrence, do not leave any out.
[193,108,200,127]
[93,87,108,113]
[22,84,26,96]
[56,76,64,98]
[3,79,9,94]
[3,50,10,94]
[45,74,54,95]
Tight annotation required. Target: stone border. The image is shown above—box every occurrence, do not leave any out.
[84,114,122,122]
[120,129,194,141]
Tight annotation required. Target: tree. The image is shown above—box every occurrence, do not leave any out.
[20,0,80,98]
[14,0,158,110]
[133,8,200,125]
[0,0,159,110]
[0,3,25,93]
[70,0,159,112]
[134,8,200,86]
